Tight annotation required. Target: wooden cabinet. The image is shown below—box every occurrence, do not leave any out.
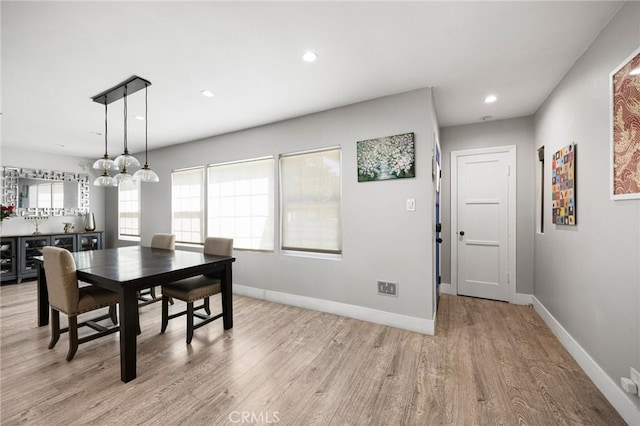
[78,232,102,251]
[52,234,77,251]
[1,232,103,284]
[1,238,17,281]
[19,236,49,280]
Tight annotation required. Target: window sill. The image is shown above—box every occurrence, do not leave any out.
[281,250,342,261]
[119,235,140,242]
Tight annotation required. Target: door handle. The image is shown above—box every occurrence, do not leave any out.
[459,231,465,236]
[436,238,443,243]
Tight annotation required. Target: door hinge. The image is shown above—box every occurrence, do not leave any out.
[507,165,511,176]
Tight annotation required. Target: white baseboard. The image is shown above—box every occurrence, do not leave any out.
[233,284,434,335]
[440,282,452,294]
[513,293,533,305]
[533,297,640,425]
[439,283,532,306]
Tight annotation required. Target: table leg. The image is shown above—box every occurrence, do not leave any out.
[37,262,49,326]
[119,288,138,382]
[222,264,233,330]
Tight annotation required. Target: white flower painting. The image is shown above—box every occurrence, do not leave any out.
[357,132,415,182]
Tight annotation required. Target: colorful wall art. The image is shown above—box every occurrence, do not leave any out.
[357,132,415,182]
[552,143,576,225]
[610,47,640,200]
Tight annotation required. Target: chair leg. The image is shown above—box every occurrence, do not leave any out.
[66,316,78,361]
[150,286,157,299]
[186,302,194,344]
[204,297,211,315]
[109,304,118,325]
[161,296,169,333]
[48,308,60,349]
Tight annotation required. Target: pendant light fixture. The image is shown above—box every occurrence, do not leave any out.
[92,76,152,187]
[113,164,134,185]
[93,103,117,187]
[133,84,159,183]
[114,85,140,171]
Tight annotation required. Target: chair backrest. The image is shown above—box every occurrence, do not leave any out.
[203,237,233,257]
[43,246,79,314]
[151,233,176,250]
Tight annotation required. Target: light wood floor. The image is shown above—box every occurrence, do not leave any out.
[0,281,624,425]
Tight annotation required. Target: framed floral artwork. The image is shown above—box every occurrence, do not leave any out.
[357,132,415,182]
[610,47,640,200]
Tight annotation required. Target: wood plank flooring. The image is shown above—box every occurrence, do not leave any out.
[0,281,624,425]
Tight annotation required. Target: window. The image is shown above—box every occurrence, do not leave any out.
[172,167,204,244]
[118,179,140,239]
[280,147,342,254]
[207,158,274,250]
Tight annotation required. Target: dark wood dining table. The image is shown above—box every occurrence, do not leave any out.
[35,245,235,383]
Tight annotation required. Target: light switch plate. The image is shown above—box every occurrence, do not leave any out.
[631,367,640,391]
[406,198,416,211]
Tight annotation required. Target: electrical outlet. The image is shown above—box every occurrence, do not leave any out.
[377,280,398,296]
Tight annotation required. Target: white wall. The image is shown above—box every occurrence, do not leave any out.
[0,147,106,236]
[439,116,536,295]
[534,0,639,417]
[106,88,438,324]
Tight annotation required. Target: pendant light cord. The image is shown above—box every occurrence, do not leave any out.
[123,85,128,154]
[104,103,108,156]
[145,84,149,166]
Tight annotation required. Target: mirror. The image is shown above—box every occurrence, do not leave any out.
[18,179,79,210]
[1,167,89,216]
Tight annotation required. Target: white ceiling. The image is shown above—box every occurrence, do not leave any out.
[1,1,622,158]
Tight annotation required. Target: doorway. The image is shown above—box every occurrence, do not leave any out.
[450,145,516,302]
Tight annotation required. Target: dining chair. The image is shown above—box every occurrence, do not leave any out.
[138,233,176,305]
[160,237,233,344]
[43,246,119,361]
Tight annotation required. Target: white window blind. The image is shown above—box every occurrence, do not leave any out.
[172,167,204,244]
[118,180,140,238]
[280,148,342,254]
[207,158,274,250]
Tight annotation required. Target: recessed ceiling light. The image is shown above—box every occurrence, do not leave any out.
[134,115,145,121]
[630,67,640,76]
[484,95,497,103]
[302,51,318,62]
[201,90,214,97]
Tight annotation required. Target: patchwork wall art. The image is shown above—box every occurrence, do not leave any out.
[552,143,576,225]
[357,132,415,182]
[610,47,640,200]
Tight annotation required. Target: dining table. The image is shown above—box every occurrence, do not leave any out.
[35,245,235,383]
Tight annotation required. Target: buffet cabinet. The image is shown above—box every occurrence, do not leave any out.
[0,232,103,283]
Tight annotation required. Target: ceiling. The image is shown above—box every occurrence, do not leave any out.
[1,1,622,158]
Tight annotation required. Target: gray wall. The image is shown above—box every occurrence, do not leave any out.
[106,88,438,321]
[0,147,106,236]
[439,116,536,295]
[534,0,639,409]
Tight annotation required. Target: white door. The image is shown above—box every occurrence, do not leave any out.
[451,147,515,302]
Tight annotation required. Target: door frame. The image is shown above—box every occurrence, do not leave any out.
[450,145,517,303]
